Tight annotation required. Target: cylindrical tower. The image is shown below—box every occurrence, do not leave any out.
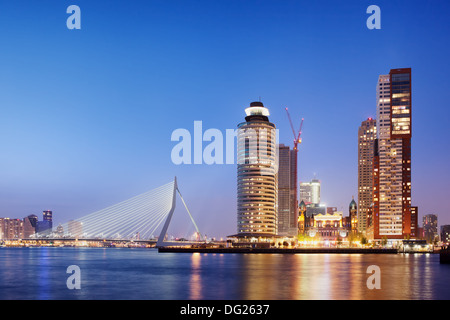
[237,101,278,236]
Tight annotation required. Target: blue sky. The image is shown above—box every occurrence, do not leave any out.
[0,0,449,238]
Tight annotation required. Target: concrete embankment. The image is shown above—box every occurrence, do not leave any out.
[157,247,399,254]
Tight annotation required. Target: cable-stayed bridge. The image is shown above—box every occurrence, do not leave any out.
[32,177,202,247]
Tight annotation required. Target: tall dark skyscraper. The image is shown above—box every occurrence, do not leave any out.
[277,144,298,236]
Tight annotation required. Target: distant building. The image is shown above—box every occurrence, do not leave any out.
[343,198,358,234]
[298,201,308,235]
[423,214,438,243]
[300,179,320,205]
[35,210,53,236]
[327,207,337,215]
[0,218,24,239]
[441,225,450,245]
[43,210,53,230]
[23,214,38,238]
[417,227,424,240]
[36,221,52,236]
[55,224,64,237]
[305,204,326,217]
[410,206,419,239]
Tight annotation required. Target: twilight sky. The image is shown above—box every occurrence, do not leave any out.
[0,0,449,239]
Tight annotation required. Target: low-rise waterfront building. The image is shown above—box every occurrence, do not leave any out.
[298,198,358,244]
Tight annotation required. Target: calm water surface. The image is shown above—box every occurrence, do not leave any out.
[0,247,448,300]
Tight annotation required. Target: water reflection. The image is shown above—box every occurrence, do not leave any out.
[37,248,51,300]
[1,248,449,300]
[189,253,202,299]
[227,253,447,300]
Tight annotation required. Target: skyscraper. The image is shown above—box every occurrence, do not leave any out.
[277,144,298,236]
[36,210,53,236]
[423,214,438,243]
[373,68,413,240]
[300,179,320,205]
[357,118,376,234]
[236,101,278,236]
[43,210,53,230]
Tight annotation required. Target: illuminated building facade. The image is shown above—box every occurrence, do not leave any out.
[0,218,24,239]
[298,198,357,241]
[373,68,414,240]
[236,101,278,236]
[43,210,53,229]
[357,118,376,234]
[300,179,320,205]
[441,225,450,245]
[423,214,438,243]
[410,206,418,239]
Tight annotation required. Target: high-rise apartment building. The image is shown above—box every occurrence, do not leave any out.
[373,68,413,240]
[236,101,278,236]
[300,179,320,205]
[0,218,24,239]
[357,118,376,234]
[423,214,438,243]
[277,144,298,236]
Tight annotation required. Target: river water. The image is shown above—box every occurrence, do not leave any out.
[0,247,448,300]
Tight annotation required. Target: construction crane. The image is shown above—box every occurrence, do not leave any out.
[285,107,304,151]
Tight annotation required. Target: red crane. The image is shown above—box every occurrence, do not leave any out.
[285,107,304,151]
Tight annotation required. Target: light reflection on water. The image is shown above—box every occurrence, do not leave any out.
[0,248,449,300]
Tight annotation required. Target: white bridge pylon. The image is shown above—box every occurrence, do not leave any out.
[156,176,202,247]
